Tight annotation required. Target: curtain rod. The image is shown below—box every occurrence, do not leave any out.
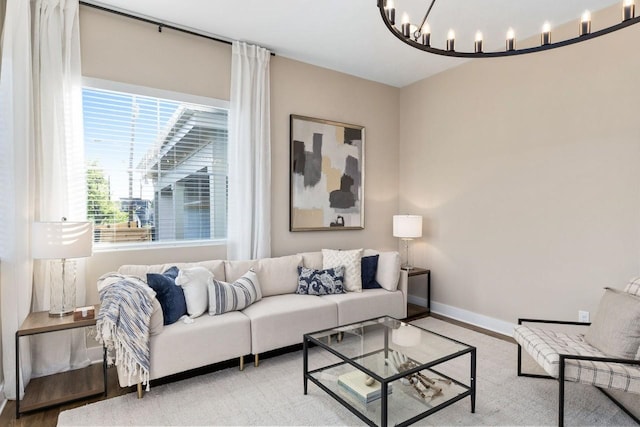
[79,1,275,56]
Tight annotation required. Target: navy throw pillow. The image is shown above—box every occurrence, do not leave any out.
[296,266,346,295]
[147,266,187,325]
[361,255,382,289]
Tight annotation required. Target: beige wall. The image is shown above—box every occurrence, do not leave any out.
[79,6,399,304]
[399,15,640,324]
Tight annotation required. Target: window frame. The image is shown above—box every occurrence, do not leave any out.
[82,77,229,252]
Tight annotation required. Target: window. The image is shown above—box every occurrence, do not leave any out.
[82,80,228,247]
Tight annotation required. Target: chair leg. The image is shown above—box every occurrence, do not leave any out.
[558,356,565,427]
[239,355,244,371]
[137,382,144,399]
[254,354,259,367]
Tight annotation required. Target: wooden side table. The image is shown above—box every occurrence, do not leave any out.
[405,267,431,319]
[15,305,107,418]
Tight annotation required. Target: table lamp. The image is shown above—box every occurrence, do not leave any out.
[32,219,93,316]
[393,214,422,270]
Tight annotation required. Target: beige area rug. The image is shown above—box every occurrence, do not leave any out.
[57,317,635,426]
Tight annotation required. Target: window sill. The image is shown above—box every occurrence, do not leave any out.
[92,239,226,253]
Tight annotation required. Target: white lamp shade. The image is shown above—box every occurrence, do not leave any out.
[393,215,422,239]
[32,221,93,259]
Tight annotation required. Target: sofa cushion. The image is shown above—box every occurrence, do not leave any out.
[242,294,338,354]
[624,277,640,297]
[176,266,212,318]
[118,260,225,282]
[322,289,405,325]
[296,266,345,295]
[361,255,382,289]
[147,267,187,325]
[117,311,251,385]
[208,269,262,315]
[514,325,640,394]
[584,288,640,360]
[323,248,363,292]
[224,259,258,283]
[255,255,303,297]
[149,298,164,336]
[363,250,401,292]
[298,251,323,270]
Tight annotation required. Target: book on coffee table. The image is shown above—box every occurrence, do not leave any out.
[337,370,393,404]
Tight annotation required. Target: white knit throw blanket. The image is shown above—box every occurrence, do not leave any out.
[96,273,155,390]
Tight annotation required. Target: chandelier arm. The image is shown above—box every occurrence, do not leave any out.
[417,0,437,34]
[377,2,640,58]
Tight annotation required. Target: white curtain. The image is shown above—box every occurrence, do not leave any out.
[227,41,272,260]
[0,0,35,401]
[0,0,88,399]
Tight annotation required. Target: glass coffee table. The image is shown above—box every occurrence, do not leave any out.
[303,316,476,427]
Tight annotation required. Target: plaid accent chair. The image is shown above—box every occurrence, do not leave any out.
[514,280,640,427]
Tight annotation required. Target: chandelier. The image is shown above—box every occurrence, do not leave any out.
[377,0,640,57]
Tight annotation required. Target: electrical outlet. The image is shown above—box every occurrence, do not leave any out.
[578,310,590,323]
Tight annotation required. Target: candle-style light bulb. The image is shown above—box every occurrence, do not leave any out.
[541,21,551,45]
[446,29,455,51]
[474,31,483,53]
[581,10,592,35]
[401,13,411,38]
[623,0,636,20]
[385,0,396,25]
[421,22,431,46]
[506,28,516,51]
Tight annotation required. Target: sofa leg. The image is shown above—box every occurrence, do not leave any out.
[137,382,144,399]
[255,354,259,367]
[239,355,244,371]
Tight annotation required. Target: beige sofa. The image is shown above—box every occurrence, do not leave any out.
[114,249,408,393]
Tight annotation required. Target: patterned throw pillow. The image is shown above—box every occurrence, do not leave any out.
[322,248,363,292]
[296,266,345,295]
[624,277,640,297]
[208,269,262,315]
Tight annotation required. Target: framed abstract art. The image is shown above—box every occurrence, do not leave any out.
[289,115,365,231]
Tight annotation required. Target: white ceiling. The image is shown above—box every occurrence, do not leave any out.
[88,0,622,87]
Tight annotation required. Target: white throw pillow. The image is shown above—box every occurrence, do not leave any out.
[208,269,262,315]
[322,248,363,292]
[175,266,212,318]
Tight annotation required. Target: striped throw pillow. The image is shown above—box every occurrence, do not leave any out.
[624,277,640,297]
[208,269,262,315]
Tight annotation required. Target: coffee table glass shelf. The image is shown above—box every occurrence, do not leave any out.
[303,316,476,427]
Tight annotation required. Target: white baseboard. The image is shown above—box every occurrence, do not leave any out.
[408,295,515,337]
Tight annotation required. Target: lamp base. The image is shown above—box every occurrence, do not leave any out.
[49,259,77,318]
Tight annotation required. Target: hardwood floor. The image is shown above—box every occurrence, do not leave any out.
[0,366,134,427]
[0,312,513,426]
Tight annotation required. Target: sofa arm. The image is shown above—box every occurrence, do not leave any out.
[398,269,409,318]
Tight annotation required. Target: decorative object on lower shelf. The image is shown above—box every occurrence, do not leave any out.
[337,370,392,404]
[73,305,95,321]
[386,349,451,402]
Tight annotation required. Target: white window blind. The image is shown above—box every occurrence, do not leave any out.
[83,85,228,246]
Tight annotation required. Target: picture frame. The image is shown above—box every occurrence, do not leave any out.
[290,114,365,231]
